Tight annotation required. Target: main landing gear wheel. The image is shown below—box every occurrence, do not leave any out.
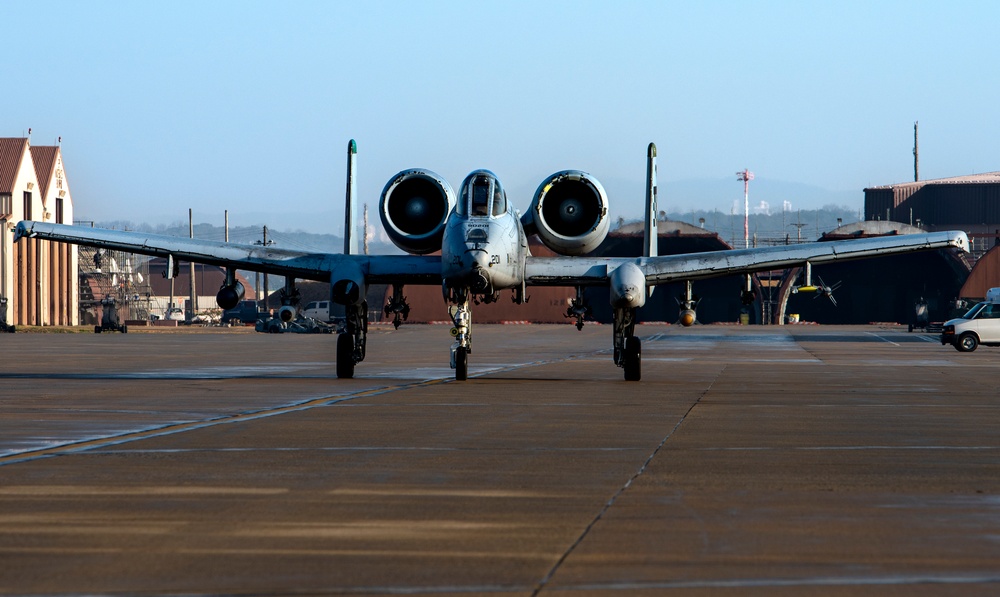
[336,333,355,378]
[623,336,641,381]
[455,345,468,381]
[957,332,979,353]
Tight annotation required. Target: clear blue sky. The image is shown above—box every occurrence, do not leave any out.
[5,1,998,234]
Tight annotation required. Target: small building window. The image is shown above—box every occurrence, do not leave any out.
[23,191,32,220]
[56,198,64,224]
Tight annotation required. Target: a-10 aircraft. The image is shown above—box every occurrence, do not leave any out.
[16,140,969,381]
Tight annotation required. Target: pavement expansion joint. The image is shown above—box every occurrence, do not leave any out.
[0,351,593,467]
[530,368,719,596]
[0,378,448,467]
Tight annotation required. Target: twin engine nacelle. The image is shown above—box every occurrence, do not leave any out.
[379,168,609,256]
[380,169,456,255]
[526,170,609,256]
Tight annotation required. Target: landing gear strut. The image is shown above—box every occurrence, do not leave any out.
[336,301,367,379]
[613,306,640,381]
[449,289,472,381]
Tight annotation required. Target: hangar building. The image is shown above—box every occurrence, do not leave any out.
[780,221,970,325]
[865,172,1000,256]
[0,137,78,327]
[864,171,1000,311]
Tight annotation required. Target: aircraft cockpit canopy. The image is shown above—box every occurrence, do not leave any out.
[459,170,507,217]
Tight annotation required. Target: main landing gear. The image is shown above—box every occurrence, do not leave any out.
[613,306,641,381]
[336,301,368,379]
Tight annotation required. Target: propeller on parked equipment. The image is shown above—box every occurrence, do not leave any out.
[790,262,840,306]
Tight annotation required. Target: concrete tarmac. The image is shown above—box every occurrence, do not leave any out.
[0,324,998,595]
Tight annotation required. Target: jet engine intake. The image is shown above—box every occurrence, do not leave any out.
[215,281,246,311]
[277,305,297,323]
[527,170,609,256]
[380,169,456,254]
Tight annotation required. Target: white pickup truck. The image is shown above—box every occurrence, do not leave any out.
[941,288,1000,352]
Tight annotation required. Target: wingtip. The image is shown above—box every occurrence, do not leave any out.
[12,221,30,242]
[957,230,971,253]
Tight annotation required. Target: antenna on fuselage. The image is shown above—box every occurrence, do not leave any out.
[344,139,358,255]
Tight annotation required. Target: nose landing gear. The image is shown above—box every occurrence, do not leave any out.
[449,294,472,381]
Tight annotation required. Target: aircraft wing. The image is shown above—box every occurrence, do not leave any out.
[524,230,969,286]
[17,221,969,288]
[14,221,442,285]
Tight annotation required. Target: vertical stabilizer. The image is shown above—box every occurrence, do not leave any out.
[644,142,657,258]
[344,139,358,255]
[644,143,658,299]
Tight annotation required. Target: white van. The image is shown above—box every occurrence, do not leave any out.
[302,300,332,321]
[941,288,1000,352]
[301,300,346,322]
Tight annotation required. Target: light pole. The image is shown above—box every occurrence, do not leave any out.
[736,169,754,248]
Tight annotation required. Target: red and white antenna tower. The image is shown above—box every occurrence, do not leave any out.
[736,168,754,248]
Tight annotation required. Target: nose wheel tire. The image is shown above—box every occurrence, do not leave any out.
[623,336,641,381]
[455,346,468,381]
[336,333,356,378]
